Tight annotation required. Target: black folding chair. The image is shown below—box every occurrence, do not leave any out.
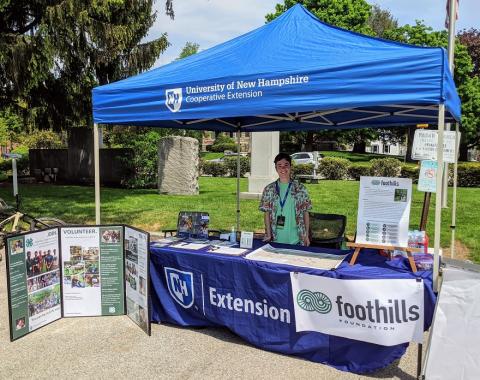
[309,213,346,249]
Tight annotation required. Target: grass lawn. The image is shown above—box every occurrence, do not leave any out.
[200,152,224,160]
[0,178,478,262]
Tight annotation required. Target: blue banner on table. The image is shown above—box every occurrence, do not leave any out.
[150,242,436,373]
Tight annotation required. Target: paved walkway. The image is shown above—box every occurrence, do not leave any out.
[0,252,423,379]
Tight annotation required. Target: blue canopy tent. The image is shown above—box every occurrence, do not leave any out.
[92,4,461,288]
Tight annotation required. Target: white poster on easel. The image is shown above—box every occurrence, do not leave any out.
[356,177,412,247]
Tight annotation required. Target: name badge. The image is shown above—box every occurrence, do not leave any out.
[276,215,285,229]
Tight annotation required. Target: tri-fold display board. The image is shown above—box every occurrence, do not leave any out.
[5,225,151,341]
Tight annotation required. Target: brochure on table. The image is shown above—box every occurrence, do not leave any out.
[5,225,151,341]
[356,176,412,247]
[246,244,347,270]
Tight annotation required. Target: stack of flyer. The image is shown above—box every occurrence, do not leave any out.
[413,254,434,271]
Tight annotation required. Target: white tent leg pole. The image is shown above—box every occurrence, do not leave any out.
[94,123,101,224]
[434,105,445,292]
[450,124,460,258]
[236,129,241,231]
[442,123,450,208]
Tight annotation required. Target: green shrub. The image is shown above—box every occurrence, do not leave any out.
[201,161,228,177]
[401,165,420,181]
[318,157,350,180]
[348,163,371,180]
[292,163,314,177]
[21,130,64,149]
[120,131,159,188]
[208,142,238,152]
[223,156,250,177]
[456,163,480,187]
[0,159,9,173]
[0,145,30,176]
[208,135,238,153]
[370,158,402,177]
[0,158,29,176]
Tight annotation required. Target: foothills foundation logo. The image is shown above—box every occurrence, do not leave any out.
[296,289,332,314]
[164,267,194,308]
[165,88,183,112]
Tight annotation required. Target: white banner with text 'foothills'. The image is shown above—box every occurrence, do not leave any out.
[291,273,424,346]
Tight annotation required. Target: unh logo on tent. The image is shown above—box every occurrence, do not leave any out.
[165,88,183,112]
[165,267,194,308]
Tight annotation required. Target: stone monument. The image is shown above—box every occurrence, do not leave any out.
[158,136,199,195]
[240,132,279,199]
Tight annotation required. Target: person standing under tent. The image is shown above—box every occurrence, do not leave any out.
[260,153,312,246]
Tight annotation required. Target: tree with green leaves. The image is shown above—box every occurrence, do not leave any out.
[177,42,200,60]
[0,0,174,131]
[384,22,480,160]
[0,107,22,150]
[458,28,480,77]
[367,4,398,38]
[267,0,384,153]
[266,0,373,34]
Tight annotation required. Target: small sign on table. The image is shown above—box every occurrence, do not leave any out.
[240,231,254,249]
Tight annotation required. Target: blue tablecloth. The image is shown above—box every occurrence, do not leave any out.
[150,240,435,374]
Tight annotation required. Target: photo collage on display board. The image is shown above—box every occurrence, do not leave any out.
[6,229,62,340]
[125,226,150,335]
[5,225,150,341]
[61,226,125,317]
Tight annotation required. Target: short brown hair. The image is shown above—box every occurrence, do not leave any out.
[274,153,291,165]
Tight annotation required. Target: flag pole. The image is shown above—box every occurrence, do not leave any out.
[442,0,458,208]
[445,0,459,257]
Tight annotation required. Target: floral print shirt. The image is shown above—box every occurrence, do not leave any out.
[259,180,312,245]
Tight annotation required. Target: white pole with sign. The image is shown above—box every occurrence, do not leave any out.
[433,105,445,292]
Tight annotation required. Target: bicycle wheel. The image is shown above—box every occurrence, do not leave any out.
[34,217,67,229]
[0,213,33,234]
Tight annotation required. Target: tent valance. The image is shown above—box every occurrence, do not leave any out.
[92,4,461,131]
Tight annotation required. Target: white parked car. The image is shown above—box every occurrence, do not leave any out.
[290,152,323,165]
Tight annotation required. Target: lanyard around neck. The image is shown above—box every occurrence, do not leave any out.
[276,180,292,212]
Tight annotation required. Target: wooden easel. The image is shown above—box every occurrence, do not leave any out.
[346,242,422,272]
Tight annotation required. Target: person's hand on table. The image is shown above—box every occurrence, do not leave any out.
[263,233,272,242]
[303,236,310,247]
